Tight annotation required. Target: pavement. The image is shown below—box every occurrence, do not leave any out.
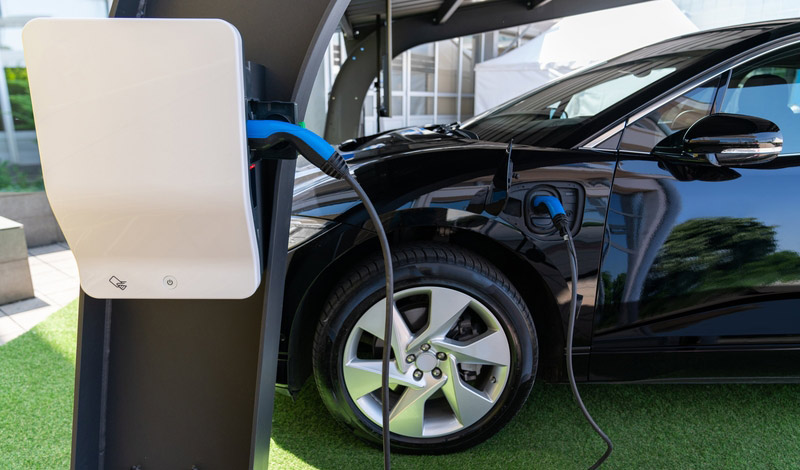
[0,242,79,346]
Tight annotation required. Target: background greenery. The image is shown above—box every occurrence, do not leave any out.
[1,301,798,469]
[6,68,35,131]
[599,217,800,329]
[0,68,44,192]
[0,161,43,192]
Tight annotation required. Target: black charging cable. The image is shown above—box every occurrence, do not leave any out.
[299,158,395,470]
[246,121,395,469]
[534,195,613,469]
[340,170,395,470]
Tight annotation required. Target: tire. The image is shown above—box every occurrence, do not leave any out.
[313,242,538,453]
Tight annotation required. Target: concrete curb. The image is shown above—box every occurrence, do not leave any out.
[0,191,65,248]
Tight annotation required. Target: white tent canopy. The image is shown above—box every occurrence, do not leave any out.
[474,0,698,114]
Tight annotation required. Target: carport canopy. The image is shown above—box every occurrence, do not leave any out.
[325,0,654,142]
[111,0,653,142]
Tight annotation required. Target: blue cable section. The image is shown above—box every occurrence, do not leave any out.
[532,195,566,217]
[246,120,335,162]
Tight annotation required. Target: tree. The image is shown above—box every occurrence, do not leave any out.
[641,217,800,312]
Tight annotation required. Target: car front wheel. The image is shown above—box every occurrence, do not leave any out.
[313,243,538,453]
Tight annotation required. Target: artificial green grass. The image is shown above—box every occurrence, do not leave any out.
[0,301,78,469]
[2,301,799,469]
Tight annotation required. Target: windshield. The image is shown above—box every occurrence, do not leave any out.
[461,25,775,147]
[461,56,693,146]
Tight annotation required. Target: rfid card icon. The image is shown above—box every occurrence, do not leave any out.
[109,276,127,290]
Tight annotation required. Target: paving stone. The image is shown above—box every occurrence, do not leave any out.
[28,243,67,257]
[0,246,77,342]
[0,296,50,315]
[0,314,26,345]
[5,305,57,330]
[48,288,79,307]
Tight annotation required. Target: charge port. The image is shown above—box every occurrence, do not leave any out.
[529,185,562,234]
[519,182,583,239]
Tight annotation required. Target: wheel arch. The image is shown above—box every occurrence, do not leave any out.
[286,208,566,395]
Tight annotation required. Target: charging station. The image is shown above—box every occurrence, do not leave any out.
[21,2,348,465]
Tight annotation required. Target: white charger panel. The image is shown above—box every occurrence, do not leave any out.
[23,18,261,299]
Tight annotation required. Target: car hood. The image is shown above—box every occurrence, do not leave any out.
[338,126,469,160]
[290,128,586,223]
[292,128,491,219]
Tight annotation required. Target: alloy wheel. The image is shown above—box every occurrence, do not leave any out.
[341,286,511,438]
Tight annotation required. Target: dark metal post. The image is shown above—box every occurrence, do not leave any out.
[375,14,382,133]
[384,0,393,117]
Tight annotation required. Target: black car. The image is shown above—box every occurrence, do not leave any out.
[277,20,800,453]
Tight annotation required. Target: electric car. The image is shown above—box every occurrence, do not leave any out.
[279,20,800,452]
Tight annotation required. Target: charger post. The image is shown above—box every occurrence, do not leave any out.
[59,1,349,466]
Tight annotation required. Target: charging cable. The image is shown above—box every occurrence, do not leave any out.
[533,195,613,470]
[246,120,395,469]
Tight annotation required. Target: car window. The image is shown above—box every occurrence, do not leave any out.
[594,130,622,150]
[720,43,800,155]
[619,77,719,153]
[565,69,676,118]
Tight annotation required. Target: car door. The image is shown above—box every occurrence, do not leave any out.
[591,40,800,382]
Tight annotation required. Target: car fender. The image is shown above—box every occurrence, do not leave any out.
[283,206,569,394]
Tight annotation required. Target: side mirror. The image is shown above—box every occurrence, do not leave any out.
[653,113,783,166]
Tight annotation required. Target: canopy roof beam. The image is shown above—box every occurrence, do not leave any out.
[434,0,463,25]
[341,14,355,39]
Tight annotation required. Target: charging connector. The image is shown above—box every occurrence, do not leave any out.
[246,120,349,178]
[533,195,613,470]
[533,195,569,237]
[247,120,395,469]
